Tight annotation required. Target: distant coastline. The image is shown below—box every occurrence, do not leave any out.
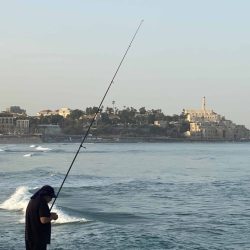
[1,101,249,143]
[0,135,42,144]
[0,135,249,144]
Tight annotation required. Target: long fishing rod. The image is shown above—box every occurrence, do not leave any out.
[50,20,143,211]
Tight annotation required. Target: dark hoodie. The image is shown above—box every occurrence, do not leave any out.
[25,185,56,249]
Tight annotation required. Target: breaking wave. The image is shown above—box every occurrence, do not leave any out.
[0,186,88,224]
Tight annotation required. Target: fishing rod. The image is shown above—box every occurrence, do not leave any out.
[50,20,144,211]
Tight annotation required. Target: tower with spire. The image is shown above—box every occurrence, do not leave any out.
[202,96,206,111]
[183,97,223,124]
[183,97,249,140]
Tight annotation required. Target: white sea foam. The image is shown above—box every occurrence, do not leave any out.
[35,146,52,151]
[52,208,88,224]
[0,186,29,213]
[0,186,88,224]
[23,153,34,157]
[0,148,5,152]
[29,145,37,148]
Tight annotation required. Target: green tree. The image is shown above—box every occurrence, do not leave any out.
[100,113,111,124]
[50,115,64,125]
[148,114,155,124]
[105,107,114,114]
[139,107,146,114]
[69,109,84,120]
[86,106,99,115]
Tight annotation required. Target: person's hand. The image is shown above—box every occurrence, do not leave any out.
[50,212,58,220]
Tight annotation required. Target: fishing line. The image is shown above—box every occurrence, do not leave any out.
[50,20,144,211]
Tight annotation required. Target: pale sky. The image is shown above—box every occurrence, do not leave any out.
[1,0,250,128]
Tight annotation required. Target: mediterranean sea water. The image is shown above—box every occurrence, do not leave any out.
[0,142,250,250]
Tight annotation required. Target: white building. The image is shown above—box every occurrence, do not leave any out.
[37,110,55,117]
[0,116,14,134]
[184,97,223,123]
[184,97,249,140]
[37,108,71,118]
[15,120,29,134]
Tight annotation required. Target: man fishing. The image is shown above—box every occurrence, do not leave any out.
[25,185,58,250]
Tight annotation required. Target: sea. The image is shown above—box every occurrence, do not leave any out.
[0,142,250,250]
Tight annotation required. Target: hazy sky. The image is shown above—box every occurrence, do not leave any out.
[1,0,250,128]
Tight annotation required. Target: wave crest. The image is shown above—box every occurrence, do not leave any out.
[0,186,29,213]
[0,186,88,224]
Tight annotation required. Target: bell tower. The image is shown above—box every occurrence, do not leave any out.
[202,96,206,111]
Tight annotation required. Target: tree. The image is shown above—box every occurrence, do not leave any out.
[105,107,114,114]
[148,114,155,124]
[69,109,84,120]
[50,115,64,125]
[179,121,190,134]
[100,113,111,124]
[139,107,146,114]
[172,114,179,122]
[86,106,99,115]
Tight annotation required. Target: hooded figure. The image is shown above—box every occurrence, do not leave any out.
[30,185,57,199]
[25,185,58,250]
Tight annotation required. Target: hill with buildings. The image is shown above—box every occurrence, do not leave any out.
[183,97,249,141]
[0,98,249,143]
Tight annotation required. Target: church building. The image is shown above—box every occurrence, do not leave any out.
[183,97,249,140]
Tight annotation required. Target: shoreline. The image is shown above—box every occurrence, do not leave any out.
[0,135,42,144]
[0,135,249,144]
